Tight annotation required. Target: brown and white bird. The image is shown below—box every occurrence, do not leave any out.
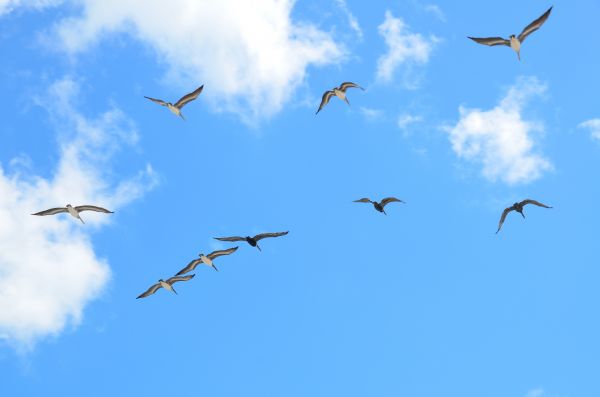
[496,199,552,233]
[316,82,364,114]
[144,85,204,119]
[354,197,404,215]
[136,274,195,299]
[32,204,113,224]
[468,6,553,61]
[214,231,289,252]
[175,247,239,275]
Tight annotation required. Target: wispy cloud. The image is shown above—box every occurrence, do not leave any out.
[578,118,600,141]
[376,10,439,85]
[334,0,363,39]
[445,76,552,185]
[0,0,60,16]
[0,77,156,351]
[41,0,345,124]
[424,4,446,22]
[526,388,544,397]
[397,112,423,130]
[359,107,384,121]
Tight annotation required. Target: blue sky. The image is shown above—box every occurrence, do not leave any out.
[1,0,599,396]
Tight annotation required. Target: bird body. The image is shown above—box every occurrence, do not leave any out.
[32,204,113,223]
[175,247,238,275]
[468,6,552,61]
[136,274,195,299]
[496,199,552,233]
[316,82,364,114]
[144,85,204,120]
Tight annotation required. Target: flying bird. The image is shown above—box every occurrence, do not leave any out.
[144,85,204,119]
[354,197,405,215]
[316,82,364,114]
[496,199,552,233]
[214,231,289,252]
[136,274,195,299]
[176,247,239,275]
[32,204,113,224]
[468,6,553,60]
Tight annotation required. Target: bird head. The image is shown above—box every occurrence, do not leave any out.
[66,204,73,208]
[509,34,516,39]
[158,279,165,282]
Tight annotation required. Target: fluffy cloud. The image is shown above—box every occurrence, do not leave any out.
[0,0,59,15]
[0,77,156,350]
[578,118,600,141]
[376,10,438,83]
[34,0,345,123]
[445,76,552,185]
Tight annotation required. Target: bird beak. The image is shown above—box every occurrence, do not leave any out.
[257,244,262,252]
[213,265,219,272]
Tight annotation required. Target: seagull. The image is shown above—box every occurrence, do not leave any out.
[136,274,195,299]
[496,199,552,233]
[144,85,204,120]
[175,247,239,275]
[214,231,289,252]
[316,82,364,114]
[32,204,113,224]
[468,6,553,61]
[354,197,405,215]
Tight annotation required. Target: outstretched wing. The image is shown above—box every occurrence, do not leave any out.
[338,82,364,92]
[468,36,510,46]
[253,231,289,241]
[31,207,68,216]
[136,283,162,299]
[207,246,239,260]
[380,197,404,208]
[174,85,204,109]
[175,259,203,276]
[74,205,113,213]
[214,236,246,242]
[166,274,195,285]
[353,198,372,204]
[496,207,514,234]
[518,6,552,43]
[521,199,552,209]
[316,90,335,114]
[144,96,168,106]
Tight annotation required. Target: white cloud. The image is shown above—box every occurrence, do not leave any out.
[376,10,438,83]
[526,388,544,397]
[0,0,59,15]
[334,0,363,39]
[397,112,422,130]
[0,77,156,350]
[424,4,446,22]
[578,118,600,141]
[37,0,345,124]
[445,76,552,185]
[359,107,384,121]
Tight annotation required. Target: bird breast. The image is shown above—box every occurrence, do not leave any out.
[334,89,345,100]
[159,281,172,291]
[200,255,213,266]
[67,206,79,218]
[510,36,521,51]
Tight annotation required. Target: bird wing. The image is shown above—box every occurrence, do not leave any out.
[175,259,203,276]
[253,231,289,241]
[74,205,113,213]
[353,198,372,204]
[136,283,162,299]
[521,199,552,209]
[144,96,168,106]
[31,207,68,216]
[380,197,404,208]
[496,207,514,233]
[338,82,364,92]
[214,236,246,242]
[207,246,239,260]
[468,36,510,46]
[518,6,552,43]
[316,90,335,114]
[173,85,204,109]
[166,274,196,285]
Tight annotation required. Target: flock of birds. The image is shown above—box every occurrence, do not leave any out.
[29,5,555,298]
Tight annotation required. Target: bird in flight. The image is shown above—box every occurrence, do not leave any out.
[144,85,204,120]
[32,204,113,224]
[136,274,196,299]
[354,197,405,215]
[496,199,552,233]
[316,82,364,114]
[175,247,239,275]
[214,231,289,252]
[468,6,553,61]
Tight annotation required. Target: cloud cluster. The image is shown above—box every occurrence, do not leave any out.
[39,0,345,124]
[578,118,600,141]
[376,10,438,83]
[445,76,552,185]
[0,78,156,350]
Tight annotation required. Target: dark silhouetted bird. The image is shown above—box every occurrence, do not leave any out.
[214,232,289,251]
[354,197,404,215]
[496,199,552,233]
